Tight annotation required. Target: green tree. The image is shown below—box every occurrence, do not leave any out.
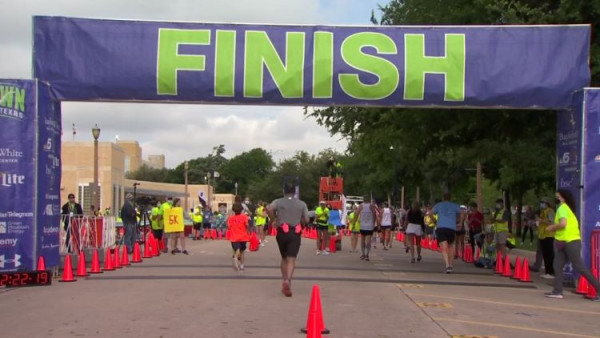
[218,148,275,198]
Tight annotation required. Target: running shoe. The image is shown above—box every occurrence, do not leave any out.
[282,280,292,297]
[360,255,365,260]
[182,250,189,255]
[544,291,563,299]
[592,296,600,302]
[316,250,321,255]
[322,250,330,256]
[365,256,370,261]
[410,258,416,263]
[540,274,554,279]
[405,247,409,253]
[233,258,239,271]
[445,266,453,274]
[383,246,388,251]
[239,265,245,271]
[417,256,422,262]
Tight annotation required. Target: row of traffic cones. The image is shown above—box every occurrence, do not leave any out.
[494,251,532,282]
[58,236,160,282]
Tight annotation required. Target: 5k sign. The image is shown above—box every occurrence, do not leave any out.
[33,17,590,109]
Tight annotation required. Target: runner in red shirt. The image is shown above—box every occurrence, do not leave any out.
[227,203,251,271]
[467,202,484,258]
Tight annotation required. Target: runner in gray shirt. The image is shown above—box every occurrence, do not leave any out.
[267,181,309,297]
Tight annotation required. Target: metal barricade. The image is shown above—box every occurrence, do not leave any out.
[59,215,117,253]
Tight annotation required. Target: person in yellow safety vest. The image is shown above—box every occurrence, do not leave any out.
[335,161,343,178]
[347,204,360,253]
[151,201,165,252]
[159,197,173,252]
[534,197,555,277]
[424,205,437,242]
[255,202,267,246]
[191,206,203,240]
[492,198,510,255]
[544,188,600,301]
[315,201,330,255]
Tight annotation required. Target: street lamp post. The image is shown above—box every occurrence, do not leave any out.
[390,146,398,206]
[92,124,101,212]
[234,182,238,196]
[184,161,189,213]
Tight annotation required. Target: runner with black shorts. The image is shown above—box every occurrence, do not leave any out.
[353,196,378,261]
[267,182,309,297]
[433,193,465,273]
[315,201,330,255]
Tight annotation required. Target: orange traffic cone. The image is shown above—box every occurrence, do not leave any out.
[37,256,46,270]
[462,246,470,263]
[218,230,223,240]
[121,245,130,266]
[90,249,103,273]
[113,247,122,269]
[575,274,589,294]
[300,285,330,337]
[59,254,77,282]
[131,242,142,263]
[512,257,522,280]
[103,249,115,271]
[502,254,512,277]
[152,238,160,256]
[422,238,429,250]
[328,237,336,253]
[75,251,90,277]
[431,240,438,251]
[585,269,599,299]
[143,239,152,258]
[519,258,532,282]
[495,251,504,274]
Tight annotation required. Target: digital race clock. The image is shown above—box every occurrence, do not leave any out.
[0,271,52,287]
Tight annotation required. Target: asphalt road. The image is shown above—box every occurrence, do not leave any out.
[2,234,599,338]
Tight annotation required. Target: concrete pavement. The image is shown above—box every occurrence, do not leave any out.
[1,234,599,337]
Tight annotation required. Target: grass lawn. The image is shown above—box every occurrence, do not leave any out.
[515,238,537,252]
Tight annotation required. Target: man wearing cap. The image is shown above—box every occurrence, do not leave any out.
[315,201,330,255]
[61,193,83,253]
[121,193,137,254]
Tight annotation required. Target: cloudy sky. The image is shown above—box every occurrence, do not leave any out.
[1,0,388,168]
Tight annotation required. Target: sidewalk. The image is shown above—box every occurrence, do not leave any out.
[1,235,599,337]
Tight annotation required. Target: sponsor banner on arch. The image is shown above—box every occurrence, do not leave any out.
[0,79,36,271]
[583,88,600,269]
[34,16,590,109]
[0,80,60,271]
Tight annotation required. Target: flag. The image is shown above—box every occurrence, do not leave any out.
[341,194,348,225]
[213,171,220,178]
[198,191,207,208]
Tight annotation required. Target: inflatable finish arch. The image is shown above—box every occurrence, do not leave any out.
[0,16,598,271]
